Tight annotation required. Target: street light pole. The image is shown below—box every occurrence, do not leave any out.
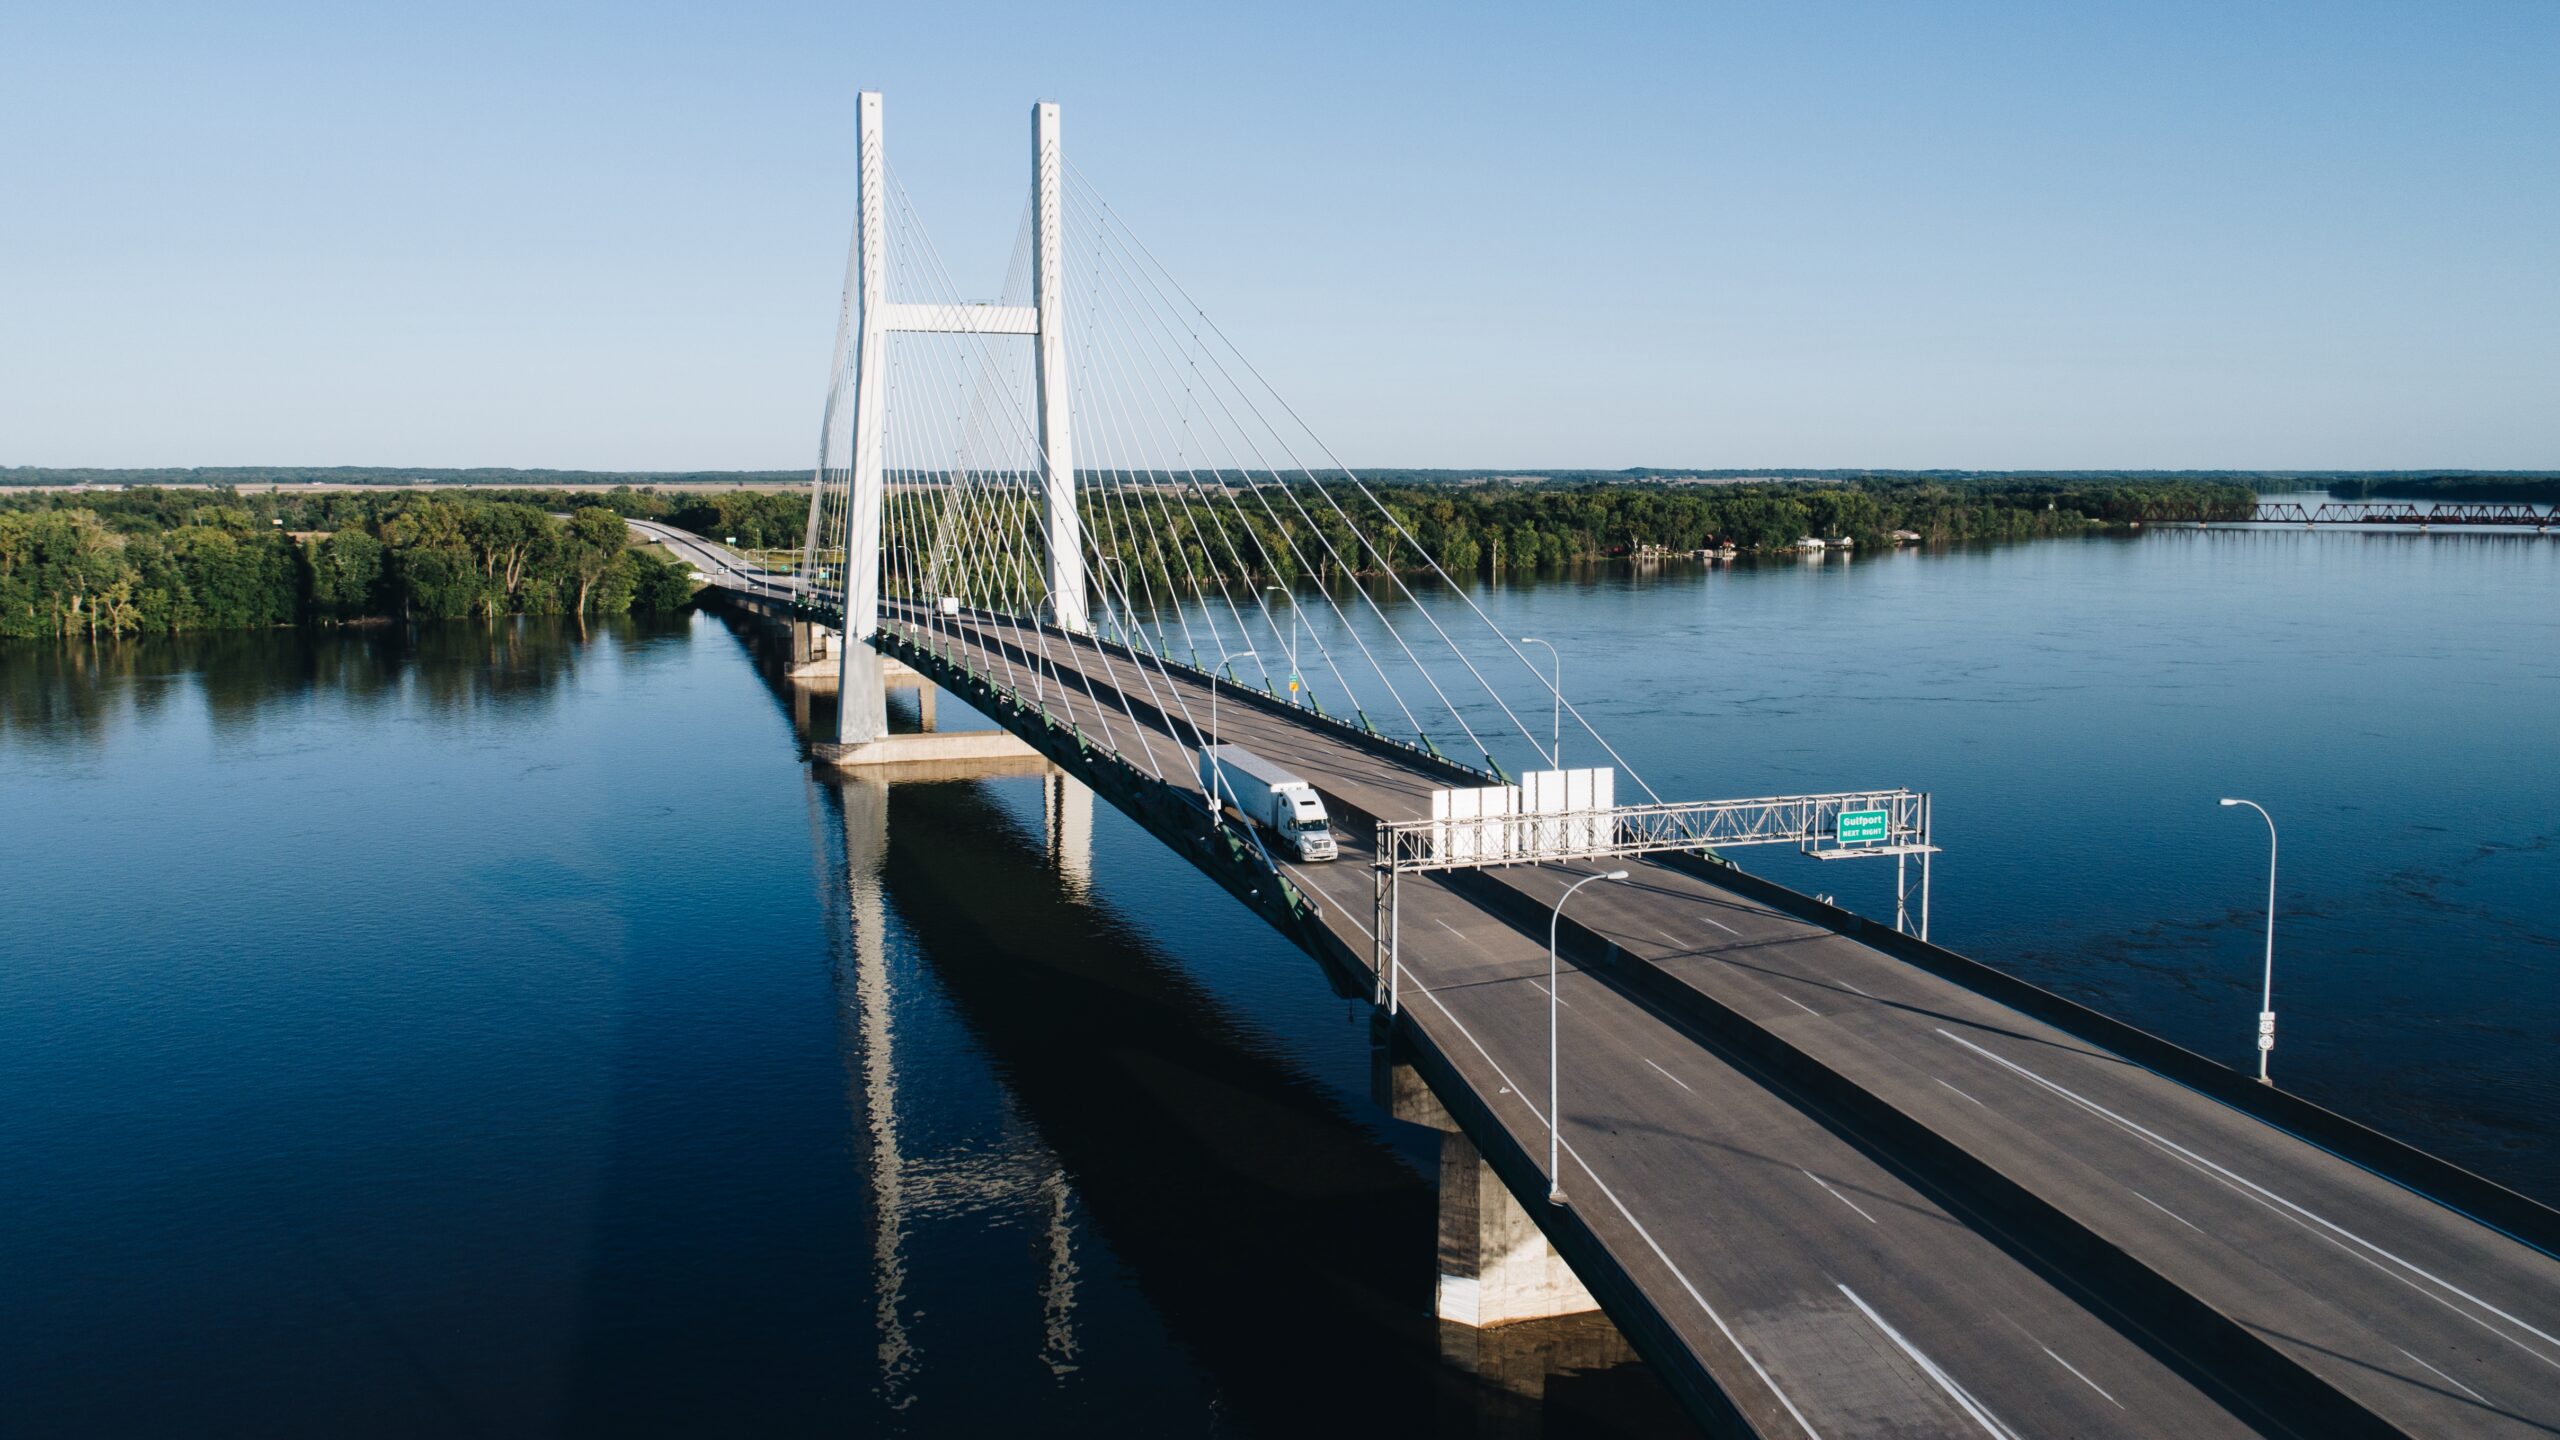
[1263,586,1299,703]
[1549,867,1630,1205]
[1206,650,1259,833]
[2219,798,2279,1084]
[1522,636,1561,769]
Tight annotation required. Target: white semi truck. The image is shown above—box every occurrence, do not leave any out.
[1197,744,1339,862]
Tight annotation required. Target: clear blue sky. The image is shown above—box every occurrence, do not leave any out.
[4,1,2553,471]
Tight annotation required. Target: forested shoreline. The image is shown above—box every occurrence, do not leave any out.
[0,490,696,639]
[1336,477,2251,570]
[4,477,2250,638]
[609,471,2252,566]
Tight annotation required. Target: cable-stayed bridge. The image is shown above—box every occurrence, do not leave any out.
[688,93,2560,1437]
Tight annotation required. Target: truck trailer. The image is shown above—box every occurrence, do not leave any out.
[1196,744,1339,862]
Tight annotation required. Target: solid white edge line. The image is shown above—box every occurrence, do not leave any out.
[1837,1283,2020,1440]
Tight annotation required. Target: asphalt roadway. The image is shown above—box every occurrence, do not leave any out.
[679,550,2560,1437]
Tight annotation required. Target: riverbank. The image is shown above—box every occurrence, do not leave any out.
[0,493,695,638]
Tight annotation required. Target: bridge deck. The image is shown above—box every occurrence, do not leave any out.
[681,535,2559,1437]
[877,604,2560,1438]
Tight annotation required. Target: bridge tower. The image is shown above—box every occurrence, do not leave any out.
[826,92,1086,747]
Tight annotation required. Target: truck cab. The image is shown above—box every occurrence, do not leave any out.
[1281,789,1338,861]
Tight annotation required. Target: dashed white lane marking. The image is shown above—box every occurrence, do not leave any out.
[1777,992,1820,1017]
[1643,1057,1695,1093]
[2130,1189,2204,1235]
[1801,1169,1879,1224]
[2042,1345,2124,1408]
[1935,1078,1988,1108]
[2396,1345,2490,1404]
[1840,980,1873,997]
[1434,917,1467,940]
[1837,1284,2020,1440]
[1526,979,1574,1010]
[1939,1027,2560,1372]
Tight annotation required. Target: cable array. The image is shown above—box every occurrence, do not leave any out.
[803,158,1662,802]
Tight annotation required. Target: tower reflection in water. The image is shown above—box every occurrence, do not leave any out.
[796,675,1685,1435]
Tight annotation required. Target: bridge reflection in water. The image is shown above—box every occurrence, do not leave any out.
[741,626,1689,1434]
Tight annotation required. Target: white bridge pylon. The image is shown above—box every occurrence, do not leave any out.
[821,91,1084,746]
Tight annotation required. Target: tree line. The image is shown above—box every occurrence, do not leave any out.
[865,477,2255,607]
[2324,475,2560,504]
[1,465,802,489]
[5,475,2253,637]
[1352,478,2256,572]
[0,490,696,640]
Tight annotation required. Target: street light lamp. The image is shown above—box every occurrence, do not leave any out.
[1549,867,1631,1205]
[1206,650,1259,831]
[2219,798,2279,1085]
[1521,636,1561,769]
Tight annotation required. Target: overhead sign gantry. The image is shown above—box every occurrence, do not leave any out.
[1370,773,1938,1012]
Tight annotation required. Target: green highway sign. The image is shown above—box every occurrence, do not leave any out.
[1836,809,1890,846]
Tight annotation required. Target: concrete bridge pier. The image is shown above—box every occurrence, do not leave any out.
[786,620,840,685]
[1384,1063,1598,1328]
[881,654,934,730]
[812,649,1044,774]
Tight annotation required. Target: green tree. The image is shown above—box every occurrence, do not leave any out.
[308,527,387,620]
[565,507,629,614]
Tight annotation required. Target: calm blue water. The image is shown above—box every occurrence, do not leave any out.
[2,522,2553,1434]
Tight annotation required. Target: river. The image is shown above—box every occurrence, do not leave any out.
[3,518,2553,1435]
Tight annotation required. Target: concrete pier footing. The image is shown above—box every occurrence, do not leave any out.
[1386,1063,1599,1327]
[808,650,1036,772]
[813,730,1043,770]
[715,596,1028,770]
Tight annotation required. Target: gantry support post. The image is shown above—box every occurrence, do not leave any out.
[834,90,891,745]
[1390,870,1402,1016]
[1031,101,1087,635]
[1372,864,1386,1004]
[1897,851,1908,936]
